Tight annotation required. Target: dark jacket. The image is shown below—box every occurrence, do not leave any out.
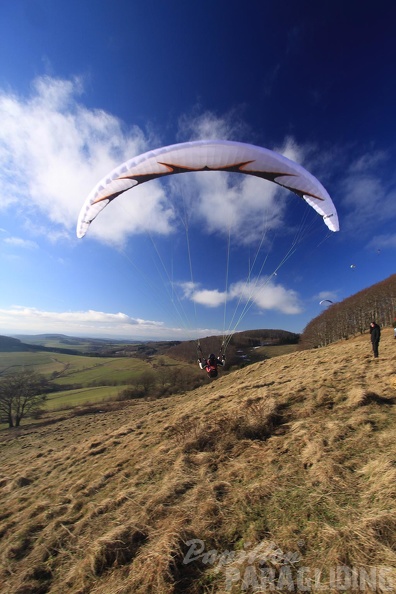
[370,323,381,343]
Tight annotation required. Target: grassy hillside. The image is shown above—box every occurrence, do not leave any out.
[1,330,396,593]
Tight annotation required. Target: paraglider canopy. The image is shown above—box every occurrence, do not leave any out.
[77,140,339,239]
[76,139,340,349]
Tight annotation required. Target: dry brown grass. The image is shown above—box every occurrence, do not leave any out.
[1,329,396,593]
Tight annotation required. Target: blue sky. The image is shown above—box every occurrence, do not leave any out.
[0,0,395,341]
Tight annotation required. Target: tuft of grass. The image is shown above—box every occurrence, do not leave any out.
[233,396,284,440]
[90,525,148,576]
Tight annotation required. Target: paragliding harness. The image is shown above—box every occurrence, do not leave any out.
[206,356,219,378]
[197,342,225,379]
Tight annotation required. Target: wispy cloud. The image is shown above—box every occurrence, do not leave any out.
[177,106,251,142]
[339,150,396,235]
[0,305,212,340]
[367,234,396,250]
[3,236,38,249]
[314,290,339,303]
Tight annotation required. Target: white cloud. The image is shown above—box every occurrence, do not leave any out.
[177,282,225,308]
[314,290,339,303]
[167,168,287,245]
[0,306,180,339]
[180,276,302,315]
[3,236,38,249]
[367,234,396,250]
[177,107,250,142]
[0,75,175,247]
[229,277,302,315]
[191,288,226,308]
[0,305,220,340]
[275,135,306,165]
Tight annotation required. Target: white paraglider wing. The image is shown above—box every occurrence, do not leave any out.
[77,140,339,238]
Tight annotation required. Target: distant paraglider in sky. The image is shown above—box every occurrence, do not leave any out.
[350,264,356,269]
[319,299,334,306]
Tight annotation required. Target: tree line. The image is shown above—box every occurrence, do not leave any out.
[299,274,396,350]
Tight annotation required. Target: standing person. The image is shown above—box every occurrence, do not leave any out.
[393,318,396,339]
[369,321,381,358]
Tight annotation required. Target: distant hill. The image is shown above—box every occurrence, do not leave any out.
[3,334,142,356]
[14,333,72,341]
[0,335,23,351]
[0,335,80,355]
[167,328,300,364]
[2,330,299,366]
[12,333,138,347]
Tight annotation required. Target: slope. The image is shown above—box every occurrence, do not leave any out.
[1,329,396,593]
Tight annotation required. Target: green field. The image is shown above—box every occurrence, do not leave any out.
[0,350,195,424]
[49,355,150,385]
[45,385,124,409]
[0,351,65,374]
[0,352,150,382]
[253,344,298,358]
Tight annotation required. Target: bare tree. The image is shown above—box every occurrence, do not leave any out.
[139,370,157,395]
[0,369,48,428]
